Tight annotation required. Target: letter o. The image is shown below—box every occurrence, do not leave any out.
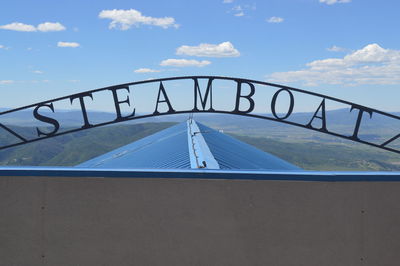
[271,89,294,120]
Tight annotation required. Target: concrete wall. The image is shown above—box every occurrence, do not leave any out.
[1,176,400,266]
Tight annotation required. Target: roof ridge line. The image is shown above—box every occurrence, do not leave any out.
[187,119,220,169]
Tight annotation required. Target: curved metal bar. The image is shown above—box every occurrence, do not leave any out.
[0,76,399,154]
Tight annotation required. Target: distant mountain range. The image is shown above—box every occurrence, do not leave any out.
[0,121,398,171]
[0,106,400,170]
[1,107,400,129]
[1,108,400,149]
[0,108,117,127]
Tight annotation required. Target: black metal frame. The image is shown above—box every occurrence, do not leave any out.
[1,76,400,154]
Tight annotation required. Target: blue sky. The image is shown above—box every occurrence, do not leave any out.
[1,0,400,112]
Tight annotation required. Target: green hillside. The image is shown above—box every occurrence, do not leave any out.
[0,122,175,166]
[234,135,400,171]
[0,121,399,171]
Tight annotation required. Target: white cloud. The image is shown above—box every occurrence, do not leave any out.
[98,9,179,30]
[327,45,347,52]
[0,45,9,50]
[32,70,44,74]
[176,41,240,57]
[228,4,255,16]
[231,5,244,16]
[0,22,66,32]
[37,22,66,32]
[134,68,160,73]
[223,0,234,3]
[319,0,351,5]
[268,44,400,86]
[0,80,52,85]
[57,41,80,48]
[160,59,211,67]
[267,16,284,23]
[0,80,14,84]
[0,22,36,32]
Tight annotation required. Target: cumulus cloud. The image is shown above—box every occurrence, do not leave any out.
[176,42,240,57]
[268,44,400,86]
[0,22,66,32]
[0,44,9,50]
[327,45,347,52]
[0,80,14,84]
[134,68,160,73]
[319,0,351,5]
[37,22,66,32]
[267,16,284,23]
[98,9,179,30]
[0,22,36,32]
[57,41,80,48]
[160,59,211,67]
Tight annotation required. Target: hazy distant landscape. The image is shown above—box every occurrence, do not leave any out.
[0,108,400,171]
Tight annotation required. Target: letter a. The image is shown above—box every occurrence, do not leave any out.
[153,82,175,115]
[306,99,327,132]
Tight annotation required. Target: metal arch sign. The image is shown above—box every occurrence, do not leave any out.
[1,75,400,154]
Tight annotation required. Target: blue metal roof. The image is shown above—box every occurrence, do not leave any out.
[78,122,191,169]
[196,122,301,170]
[77,119,301,171]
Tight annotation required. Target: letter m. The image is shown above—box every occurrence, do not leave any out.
[192,78,214,111]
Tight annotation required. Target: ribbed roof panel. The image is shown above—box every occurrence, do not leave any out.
[77,122,191,169]
[77,120,301,171]
[196,123,300,171]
